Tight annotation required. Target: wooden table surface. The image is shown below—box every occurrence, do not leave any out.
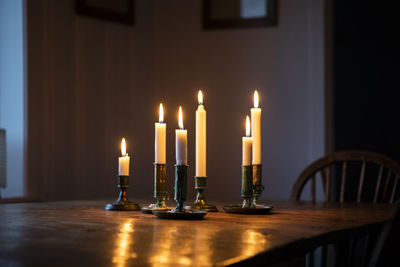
[0,200,397,266]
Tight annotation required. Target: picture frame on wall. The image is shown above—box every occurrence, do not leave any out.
[75,0,134,25]
[203,0,278,30]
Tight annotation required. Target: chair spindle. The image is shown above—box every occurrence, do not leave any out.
[311,174,316,202]
[340,161,347,203]
[308,250,314,267]
[325,166,331,202]
[357,161,366,203]
[382,170,392,202]
[390,176,398,203]
[360,235,370,267]
[321,169,327,195]
[373,165,384,203]
[321,245,328,267]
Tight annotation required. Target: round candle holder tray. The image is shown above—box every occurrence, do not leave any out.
[153,210,207,220]
[223,204,273,214]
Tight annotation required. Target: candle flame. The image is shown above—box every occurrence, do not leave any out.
[159,103,164,123]
[178,106,184,129]
[254,90,259,108]
[246,116,251,137]
[198,90,203,105]
[121,138,127,156]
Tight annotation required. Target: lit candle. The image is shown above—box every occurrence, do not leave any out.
[251,90,261,165]
[196,90,206,177]
[242,116,252,166]
[175,106,187,165]
[155,103,166,164]
[118,138,130,176]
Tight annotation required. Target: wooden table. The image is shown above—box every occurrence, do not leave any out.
[0,200,396,266]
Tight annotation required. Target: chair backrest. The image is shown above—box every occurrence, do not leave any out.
[290,150,400,203]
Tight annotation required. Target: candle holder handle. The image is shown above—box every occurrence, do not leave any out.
[172,164,188,213]
[105,175,141,211]
[185,176,218,212]
[252,164,264,206]
[242,165,253,208]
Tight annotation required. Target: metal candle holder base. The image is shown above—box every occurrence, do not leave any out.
[153,164,207,220]
[252,164,264,205]
[141,164,170,214]
[185,176,218,212]
[105,175,141,211]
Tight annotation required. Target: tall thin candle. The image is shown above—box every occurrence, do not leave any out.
[196,90,206,177]
[251,90,261,165]
[175,106,187,165]
[155,103,166,164]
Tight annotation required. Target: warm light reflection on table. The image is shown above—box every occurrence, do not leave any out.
[148,223,269,266]
[150,224,178,266]
[241,229,268,257]
[222,228,270,266]
[194,228,214,266]
[113,219,137,267]
[150,224,219,267]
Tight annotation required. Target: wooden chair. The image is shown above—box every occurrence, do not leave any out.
[291,150,400,203]
[290,150,400,267]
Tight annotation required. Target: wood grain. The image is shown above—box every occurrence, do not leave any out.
[0,200,396,266]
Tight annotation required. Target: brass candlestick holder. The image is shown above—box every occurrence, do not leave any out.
[223,164,272,214]
[185,176,218,212]
[241,165,253,208]
[153,164,207,219]
[105,175,141,211]
[252,164,264,205]
[141,163,170,214]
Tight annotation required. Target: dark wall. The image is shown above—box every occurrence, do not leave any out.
[333,1,400,161]
[333,3,400,264]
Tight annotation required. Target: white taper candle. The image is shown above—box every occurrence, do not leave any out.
[196,90,206,176]
[118,138,130,176]
[242,116,252,166]
[176,106,187,165]
[155,103,166,164]
[251,90,261,165]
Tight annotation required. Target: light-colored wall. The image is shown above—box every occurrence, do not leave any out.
[26,0,325,201]
[0,0,25,198]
